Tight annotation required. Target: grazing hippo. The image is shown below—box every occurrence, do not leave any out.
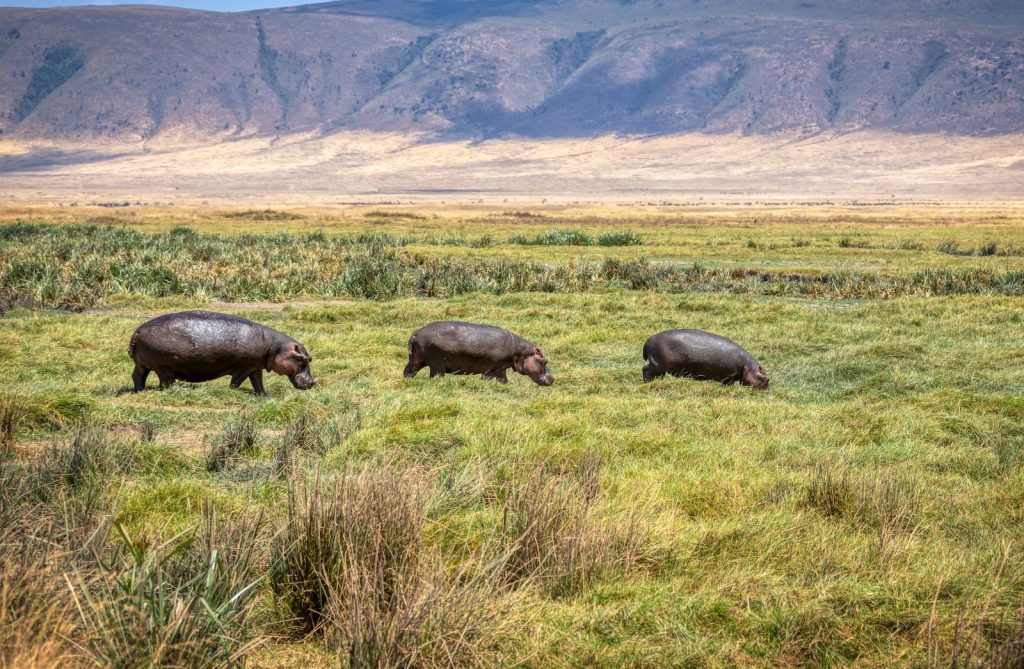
[129,311,315,396]
[642,329,769,389]
[404,321,553,386]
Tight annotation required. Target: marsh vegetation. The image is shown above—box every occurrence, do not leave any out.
[1,205,1023,667]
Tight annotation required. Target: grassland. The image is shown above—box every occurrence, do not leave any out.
[2,205,1023,668]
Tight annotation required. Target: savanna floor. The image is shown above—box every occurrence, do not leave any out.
[1,205,1023,667]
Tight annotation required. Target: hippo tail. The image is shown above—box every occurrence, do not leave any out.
[128,329,140,359]
[642,340,650,361]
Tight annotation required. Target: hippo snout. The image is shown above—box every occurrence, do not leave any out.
[537,373,554,387]
[291,372,316,390]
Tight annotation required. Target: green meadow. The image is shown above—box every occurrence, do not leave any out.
[1,206,1023,668]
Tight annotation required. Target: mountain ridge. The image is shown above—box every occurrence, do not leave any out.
[0,0,1022,142]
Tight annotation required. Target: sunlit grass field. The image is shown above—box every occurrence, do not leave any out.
[1,205,1023,667]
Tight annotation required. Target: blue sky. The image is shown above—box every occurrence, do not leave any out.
[1,1,299,9]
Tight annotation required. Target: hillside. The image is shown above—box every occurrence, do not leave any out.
[1,0,1022,142]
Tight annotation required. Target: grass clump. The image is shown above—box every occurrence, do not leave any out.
[804,463,921,553]
[497,459,656,596]
[206,413,258,472]
[72,508,265,669]
[0,398,20,451]
[31,421,136,500]
[271,464,519,667]
[509,229,594,246]
[222,209,304,221]
[596,230,644,246]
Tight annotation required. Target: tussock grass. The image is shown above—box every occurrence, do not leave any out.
[0,398,19,451]
[497,458,661,596]
[271,463,527,667]
[206,413,258,472]
[71,508,265,669]
[31,421,136,501]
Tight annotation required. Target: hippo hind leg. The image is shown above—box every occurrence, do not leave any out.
[404,352,425,378]
[132,363,151,392]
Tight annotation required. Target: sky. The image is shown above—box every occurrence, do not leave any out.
[0,0,300,9]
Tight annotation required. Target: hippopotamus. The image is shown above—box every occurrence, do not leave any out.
[642,329,769,389]
[404,321,553,386]
[129,311,315,395]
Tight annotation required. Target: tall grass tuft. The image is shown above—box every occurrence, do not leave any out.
[597,230,644,246]
[71,508,265,669]
[509,230,594,246]
[804,464,921,551]
[270,465,430,634]
[271,464,517,667]
[497,459,654,596]
[206,413,258,472]
[0,398,20,451]
[31,421,135,500]
[0,512,79,668]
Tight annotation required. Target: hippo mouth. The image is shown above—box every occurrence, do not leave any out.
[291,375,316,390]
[537,375,554,387]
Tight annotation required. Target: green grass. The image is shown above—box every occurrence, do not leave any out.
[1,208,1024,667]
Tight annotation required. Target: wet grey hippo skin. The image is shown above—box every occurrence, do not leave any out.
[404,321,553,386]
[129,310,315,396]
[642,329,769,389]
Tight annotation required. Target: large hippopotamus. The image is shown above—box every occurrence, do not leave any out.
[129,311,315,395]
[404,321,553,386]
[642,329,769,389]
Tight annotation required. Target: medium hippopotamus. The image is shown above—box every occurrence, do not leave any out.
[129,311,315,396]
[404,321,553,386]
[642,329,769,389]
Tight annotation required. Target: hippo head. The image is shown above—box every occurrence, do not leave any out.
[741,361,769,390]
[269,341,316,390]
[514,348,553,387]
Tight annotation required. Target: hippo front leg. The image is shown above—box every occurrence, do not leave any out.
[482,367,509,384]
[156,370,175,389]
[248,371,267,396]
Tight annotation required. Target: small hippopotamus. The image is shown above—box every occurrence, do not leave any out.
[129,311,315,396]
[642,329,769,389]
[404,321,553,386]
